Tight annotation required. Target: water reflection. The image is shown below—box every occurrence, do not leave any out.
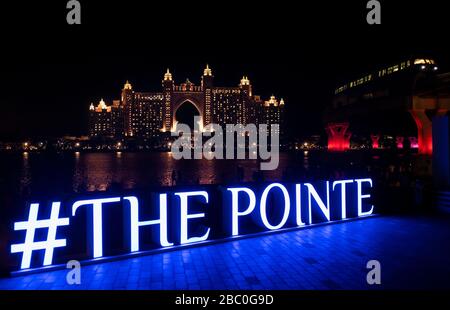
[20,152,31,195]
[6,152,285,195]
[72,152,83,193]
[0,150,414,199]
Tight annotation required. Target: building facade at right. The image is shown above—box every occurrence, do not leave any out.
[325,57,450,154]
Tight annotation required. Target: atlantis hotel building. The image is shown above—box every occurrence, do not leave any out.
[89,65,285,139]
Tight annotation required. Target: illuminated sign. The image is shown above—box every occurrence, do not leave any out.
[9,178,374,273]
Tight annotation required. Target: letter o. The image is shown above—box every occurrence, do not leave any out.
[260,183,290,230]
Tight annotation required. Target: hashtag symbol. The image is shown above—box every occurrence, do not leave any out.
[11,202,70,269]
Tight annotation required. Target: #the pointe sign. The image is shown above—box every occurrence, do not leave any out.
[9,178,374,273]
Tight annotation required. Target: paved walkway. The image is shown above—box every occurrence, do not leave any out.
[1,215,450,290]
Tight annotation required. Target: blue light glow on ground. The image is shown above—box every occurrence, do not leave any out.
[1,215,450,290]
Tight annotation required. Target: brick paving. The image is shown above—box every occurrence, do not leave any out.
[1,215,450,290]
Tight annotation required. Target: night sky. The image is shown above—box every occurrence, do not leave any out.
[1,1,448,140]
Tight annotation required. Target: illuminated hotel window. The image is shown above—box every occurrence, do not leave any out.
[414,59,435,65]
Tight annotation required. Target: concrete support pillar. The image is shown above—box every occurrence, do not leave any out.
[326,123,351,152]
[370,135,380,149]
[410,110,433,155]
[396,136,404,149]
[409,137,419,149]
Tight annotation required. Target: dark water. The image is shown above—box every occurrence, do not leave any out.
[0,150,407,194]
[0,150,413,216]
[0,151,304,221]
[0,151,345,224]
[0,152,310,195]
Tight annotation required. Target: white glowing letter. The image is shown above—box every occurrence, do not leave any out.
[11,202,69,269]
[332,179,354,219]
[124,195,173,252]
[260,183,290,230]
[355,178,374,216]
[175,191,210,245]
[295,184,306,226]
[72,197,121,258]
[305,181,330,223]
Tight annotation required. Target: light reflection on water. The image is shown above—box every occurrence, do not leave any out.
[19,152,31,195]
[3,152,305,195]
